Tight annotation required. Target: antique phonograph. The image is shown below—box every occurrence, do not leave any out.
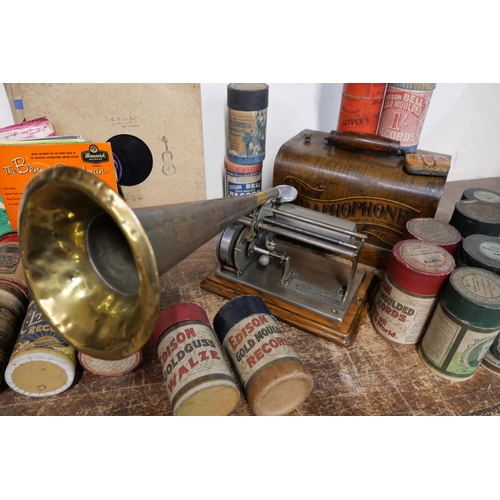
[201,185,377,347]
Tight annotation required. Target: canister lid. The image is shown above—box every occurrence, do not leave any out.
[342,83,387,99]
[388,240,455,295]
[441,267,500,328]
[5,351,76,397]
[227,83,269,111]
[449,200,500,237]
[461,188,500,205]
[79,350,143,377]
[0,231,19,244]
[151,303,210,346]
[389,83,436,91]
[405,218,461,253]
[462,234,500,274]
[213,295,272,343]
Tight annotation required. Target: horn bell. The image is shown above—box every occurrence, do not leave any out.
[19,166,159,360]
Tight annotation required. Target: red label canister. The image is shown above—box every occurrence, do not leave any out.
[371,240,455,345]
[152,302,240,416]
[337,83,387,134]
[224,156,262,197]
[377,83,436,153]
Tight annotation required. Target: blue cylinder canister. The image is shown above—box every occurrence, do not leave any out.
[227,83,269,165]
[213,295,313,416]
[4,300,77,397]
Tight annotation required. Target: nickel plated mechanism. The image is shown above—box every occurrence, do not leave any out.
[215,186,368,324]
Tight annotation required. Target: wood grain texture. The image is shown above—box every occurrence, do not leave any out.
[1,177,500,416]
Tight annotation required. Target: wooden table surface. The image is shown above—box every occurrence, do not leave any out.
[1,177,500,416]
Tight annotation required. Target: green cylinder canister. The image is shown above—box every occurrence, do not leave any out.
[419,267,500,381]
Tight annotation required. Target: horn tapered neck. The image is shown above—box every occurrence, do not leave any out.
[134,189,279,276]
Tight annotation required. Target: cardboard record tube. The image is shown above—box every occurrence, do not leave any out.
[213,295,313,416]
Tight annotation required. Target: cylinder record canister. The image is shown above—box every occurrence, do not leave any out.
[227,83,269,165]
[0,281,28,385]
[461,188,500,205]
[224,156,262,197]
[482,333,500,375]
[461,234,500,275]
[5,300,76,397]
[371,240,455,345]
[404,217,461,256]
[419,267,500,381]
[152,302,240,416]
[377,83,436,153]
[449,200,500,238]
[0,232,30,300]
[79,350,143,377]
[337,83,387,134]
[213,295,313,416]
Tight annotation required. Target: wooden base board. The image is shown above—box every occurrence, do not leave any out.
[201,268,379,347]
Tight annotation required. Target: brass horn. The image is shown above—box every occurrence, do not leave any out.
[19,166,296,360]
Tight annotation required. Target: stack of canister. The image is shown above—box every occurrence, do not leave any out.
[336,83,436,154]
[0,232,78,397]
[450,188,500,242]
[375,183,500,383]
[0,232,29,386]
[450,187,500,269]
[446,187,500,377]
[0,231,143,396]
[225,83,269,197]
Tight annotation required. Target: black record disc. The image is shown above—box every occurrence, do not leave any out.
[107,134,153,186]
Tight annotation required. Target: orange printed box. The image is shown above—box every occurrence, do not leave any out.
[0,141,119,230]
